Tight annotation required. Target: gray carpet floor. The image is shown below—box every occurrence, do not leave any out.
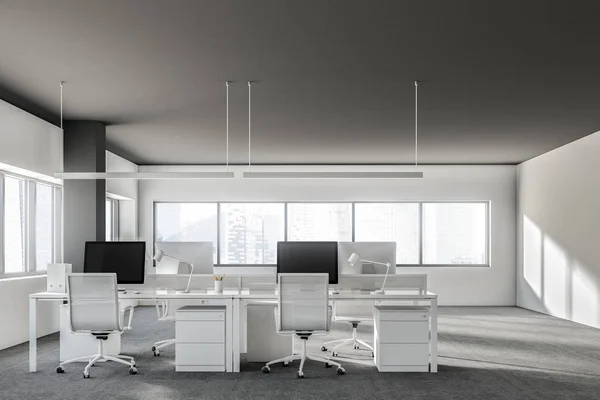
[1,306,599,400]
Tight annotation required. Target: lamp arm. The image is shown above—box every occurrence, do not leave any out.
[360,259,392,292]
[381,263,391,292]
[184,264,194,293]
[361,259,390,267]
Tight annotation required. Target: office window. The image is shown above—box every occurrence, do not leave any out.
[4,176,27,273]
[355,203,420,264]
[219,203,285,264]
[155,203,218,263]
[105,198,119,241]
[35,183,53,271]
[287,203,352,241]
[422,203,488,265]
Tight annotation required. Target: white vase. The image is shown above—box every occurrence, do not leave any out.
[214,280,223,293]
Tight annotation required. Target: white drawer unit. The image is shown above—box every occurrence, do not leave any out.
[175,305,226,372]
[374,306,430,372]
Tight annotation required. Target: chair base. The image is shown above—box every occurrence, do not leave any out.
[322,325,373,357]
[262,337,345,378]
[152,338,176,356]
[58,338,136,378]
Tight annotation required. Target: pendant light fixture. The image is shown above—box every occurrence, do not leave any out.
[243,81,423,179]
[56,81,235,180]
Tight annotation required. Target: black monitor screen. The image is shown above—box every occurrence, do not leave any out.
[84,242,146,284]
[277,241,338,284]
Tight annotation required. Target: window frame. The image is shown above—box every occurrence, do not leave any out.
[153,201,220,265]
[34,181,56,272]
[419,201,490,267]
[285,202,353,242]
[152,200,490,268]
[353,201,422,265]
[218,202,286,266]
[0,170,62,277]
[106,197,120,241]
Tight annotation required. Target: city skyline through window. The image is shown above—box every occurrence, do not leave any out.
[153,201,489,266]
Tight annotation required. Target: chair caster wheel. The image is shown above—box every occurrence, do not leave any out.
[353,344,359,350]
[83,371,90,379]
[331,351,338,357]
[129,367,138,375]
[153,350,160,357]
[321,346,327,352]
[56,367,64,374]
[151,346,156,352]
[325,363,332,368]
[336,367,346,375]
[261,366,270,373]
[371,352,374,358]
[297,371,304,378]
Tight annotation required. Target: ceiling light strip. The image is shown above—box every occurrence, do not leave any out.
[242,171,424,179]
[55,172,235,180]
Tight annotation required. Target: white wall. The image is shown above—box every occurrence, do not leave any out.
[0,98,62,176]
[0,98,62,350]
[0,276,59,350]
[106,151,139,240]
[517,131,600,328]
[138,165,517,306]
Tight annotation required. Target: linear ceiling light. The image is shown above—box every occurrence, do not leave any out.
[55,172,235,180]
[243,80,424,180]
[243,171,423,179]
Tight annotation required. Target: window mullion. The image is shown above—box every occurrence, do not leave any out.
[419,202,423,265]
[0,173,4,275]
[216,202,221,266]
[27,181,36,272]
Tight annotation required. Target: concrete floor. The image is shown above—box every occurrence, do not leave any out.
[1,306,599,400]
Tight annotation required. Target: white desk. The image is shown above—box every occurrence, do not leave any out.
[29,289,437,373]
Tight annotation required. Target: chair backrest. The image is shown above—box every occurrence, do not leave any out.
[66,273,121,333]
[277,273,329,334]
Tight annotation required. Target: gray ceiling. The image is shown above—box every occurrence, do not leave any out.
[1,0,600,165]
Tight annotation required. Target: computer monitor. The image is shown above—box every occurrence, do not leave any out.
[337,242,396,274]
[154,241,214,274]
[84,241,146,284]
[277,241,338,284]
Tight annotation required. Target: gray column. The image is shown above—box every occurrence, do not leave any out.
[63,121,106,272]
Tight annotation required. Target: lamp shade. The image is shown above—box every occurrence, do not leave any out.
[153,249,164,262]
[348,253,360,267]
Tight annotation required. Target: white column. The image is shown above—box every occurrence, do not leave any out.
[232,298,241,372]
[29,297,37,372]
[430,297,438,373]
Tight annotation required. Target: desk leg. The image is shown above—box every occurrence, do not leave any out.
[225,299,233,372]
[29,297,37,372]
[232,298,241,372]
[430,298,438,373]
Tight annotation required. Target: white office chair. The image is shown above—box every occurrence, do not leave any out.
[261,273,345,378]
[321,301,374,357]
[56,273,137,378]
[151,299,175,356]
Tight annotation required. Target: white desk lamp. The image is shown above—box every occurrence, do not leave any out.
[348,253,391,294]
[153,249,194,293]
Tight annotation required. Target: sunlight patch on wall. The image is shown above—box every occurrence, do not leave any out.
[523,215,542,298]
[571,261,598,327]
[543,235,568,318]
